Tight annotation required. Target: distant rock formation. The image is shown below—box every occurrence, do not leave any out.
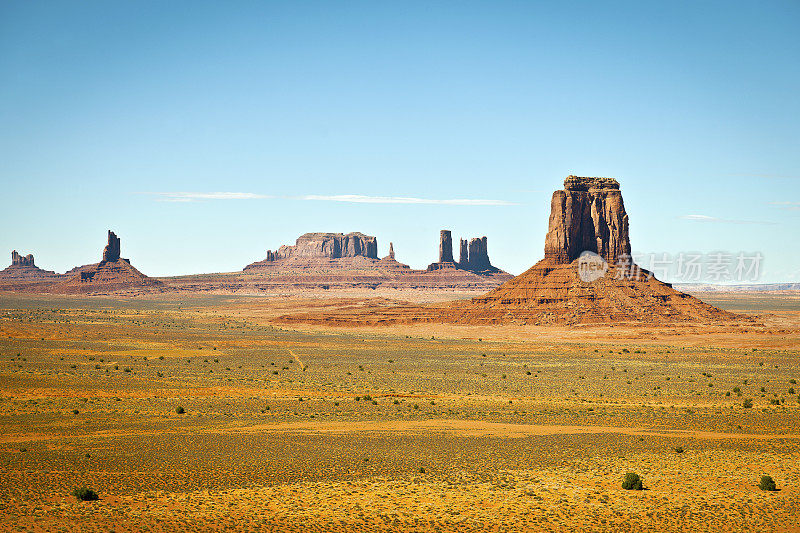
[232,230,510,291]
[438,230,454,263]
[452,175,735,324]
[277,175,741,326]
[248,232,379,268]
[427,230,502,274]
[0,250,59,289]
[102,231,121,262]
[11,250,35,267]
[544,176,630,264]
[465,237,491,272]
[53,231,162,294]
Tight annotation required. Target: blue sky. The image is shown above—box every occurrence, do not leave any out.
[1,1,798,281]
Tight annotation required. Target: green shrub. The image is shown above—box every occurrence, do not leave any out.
[674,446,684,453]
[72,487,99,501]
[622,472,643,490]
[759,475,777,491]
[175,406,185,414]
[743,398,753,408]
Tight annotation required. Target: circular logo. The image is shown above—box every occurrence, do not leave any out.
[577,251,608,283]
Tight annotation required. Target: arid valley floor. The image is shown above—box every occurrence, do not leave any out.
[1,292,799,531]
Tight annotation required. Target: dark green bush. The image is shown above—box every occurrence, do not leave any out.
[175,406,185,414]
[622,472,643,490]
[72,487,99,501]
[759,475,777,491]
[743,398,753,408]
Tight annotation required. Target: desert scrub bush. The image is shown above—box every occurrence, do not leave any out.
[674,446,684,453]
[72,487,99,501]
[743,398,753,408]
[759,475,777,491]
[175,406,185,414]
[622,472,643,490]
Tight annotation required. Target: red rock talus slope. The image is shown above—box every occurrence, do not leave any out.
[441,258,734,325]
[275,176,741,326]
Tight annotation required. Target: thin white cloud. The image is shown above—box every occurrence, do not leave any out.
[680,214,717,221]
[146,192,273,202]
[770,201,800,210]
[143,191,517,206]
[725,172,800,179]
[678,214,777,225]
[300,194,517,206]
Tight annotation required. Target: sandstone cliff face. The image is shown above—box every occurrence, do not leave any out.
[544,176,630,264]
[102,231,121,262]
[11,251,35,267]
[465,237,491,271]
[257,232,379,262]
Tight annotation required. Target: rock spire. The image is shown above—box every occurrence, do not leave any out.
[102,231,121,262]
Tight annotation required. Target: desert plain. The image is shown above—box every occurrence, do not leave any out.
[1,290,799,532]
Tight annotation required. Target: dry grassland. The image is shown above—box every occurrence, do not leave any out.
[1,292,799,531]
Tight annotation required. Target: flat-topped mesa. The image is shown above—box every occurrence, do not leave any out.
[258,232,378,262]
[544,175,630,265]
[11,250,35,267]
[102,231,121,262]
